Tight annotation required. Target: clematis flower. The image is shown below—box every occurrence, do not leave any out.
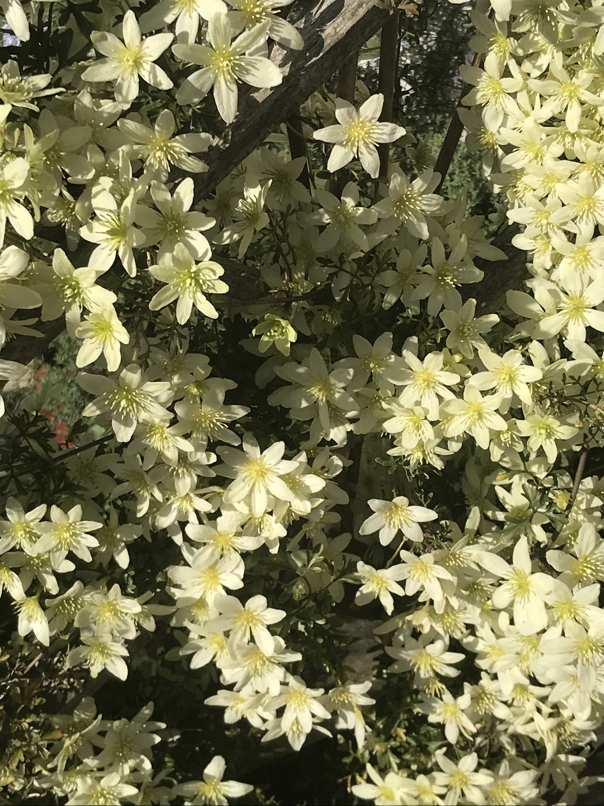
[217,436,298,518]
[313,94,406,178]
[118,110,212,178]
[354,561,407,616]
[308,182,377,253]
[475,536,559,634]
[136,178,215,260]
[75,305,130,373]
[173,755,253,805]
[148,242,229,323]
[78,364,173,443]
[140,0,227,43]
[0,159,33,247]
[360,496,437,546]
[174,14,283,123]
[82,10,174,108]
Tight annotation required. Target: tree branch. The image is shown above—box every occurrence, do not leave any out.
[433,48,483,191]
[336,50,359,102]
[378,11,400,179]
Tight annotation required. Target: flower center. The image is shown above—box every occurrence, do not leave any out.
[240,0,270,25]
[383,503,412,529]
[343,117,376,149]
[211,47,238,79]
[119,46,145,74]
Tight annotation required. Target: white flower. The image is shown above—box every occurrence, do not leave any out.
[217,436,299,517]
[352,764,417,806]
[382,403,434,449]
[0,360,29,418]
[119,109,212,178]
[533,274,604,342]
[321,682,375,749]
[75,584,142,640]
[469,348,542,412]
[439,299,499,359]
[5,549,74,596]
[433,750,490,804]
[551,226,604,284]
[136,178,215,260]
[95,703,164,775]
[175,386,249,451]
[414,237,483,318]
[420,689,476,744]
[229,0,303,50]
[516,412,578,463]
[396,350,460,420]
[546,523,604,584]
[1,0,29,41]
[360,496,437,546]
[205,685,271,729]
[33,505,102,564]
[529,55,600,133]
[67,773,138,806]
[540,621,604,691]
[441,385,507,450]
[460,51,523,129]
[174,14,282,123]
[82,10,174,107]
[149,242,228,323]
[355,561,407,616]
[0,61,58,110]
[180,627,229,670]
[475,536,556,633]
[251,148,311,209]
[169,545,244,603]
[0,160,33,247]
[13,595,50,645]
[270,676,330,749]
[480,761,539,805]
[173,756,253,806]
[66,631,130,680]
[75,305,130,372]
[80,186,144,277]
[397,551,455,613]
[213,176,271,258]
[46,248,117,334]
[373,169,442,238]
[387,634,465,679]
[140,0,227,44]
[155,476,214,531]
[78,364,172,443]
[0,247,41,340]
[253,313,297,357]
[0,498,46,555]
[207,594,285,653]
[219,635,301,695]
[313,94,406,178]
[269,348,359,446]
[308,182,378,253]
[92,511,142,570]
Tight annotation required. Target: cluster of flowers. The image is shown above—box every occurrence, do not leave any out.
[2,0,604,803]
[39,697,253,805]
